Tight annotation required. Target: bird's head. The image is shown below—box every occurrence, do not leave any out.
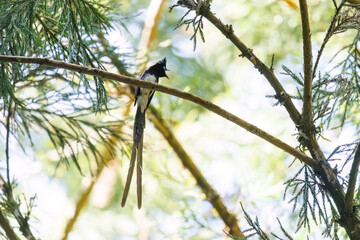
[149,58,169,79]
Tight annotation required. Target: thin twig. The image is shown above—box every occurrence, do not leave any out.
[332,0,338,8]
[298,0,313,132]
[0,55,316,167]
[344,143,360,215]
[313,1,345,78]
[5,99,12,185]
[0,210,20,240]
[0,176,36,240]
[270,54,275,72]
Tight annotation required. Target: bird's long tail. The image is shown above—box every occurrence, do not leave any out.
[121,106,145,209]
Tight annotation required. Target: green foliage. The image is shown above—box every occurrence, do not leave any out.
[0,0,112,111]
[0,63,18,106]
[240,202,271,239]
[311,7,360,129]
[236,203,294,240]
[0,2,121,236]
[12,69,127,171]
[173,9,205,51]
[284,165,339,238]
[0,0,111,62]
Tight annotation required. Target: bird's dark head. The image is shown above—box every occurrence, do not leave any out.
[148,58,169,79]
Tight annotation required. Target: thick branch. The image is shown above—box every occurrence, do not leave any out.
[0,55,316,167]
[149,106,245,238]
[344,143,360,215]
[298,0,313,131]
[173,1,352,237]
[181,0,347,217]
[341,144,360,239]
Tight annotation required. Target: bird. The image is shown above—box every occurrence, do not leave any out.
[121,58,169,209]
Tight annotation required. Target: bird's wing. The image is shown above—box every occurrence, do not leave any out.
[134,86,141,106]
[134,70,148,106]
[145,90,155,111]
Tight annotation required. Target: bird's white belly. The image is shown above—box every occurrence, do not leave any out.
[139,74,157,112]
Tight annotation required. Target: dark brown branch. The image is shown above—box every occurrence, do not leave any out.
[341,144,360,239]
[0,210,20,240]
[298,0,313,132]
[0,55,316,167]
[174,1,350,234]
[149,106,245,238]
[344,143,360,215]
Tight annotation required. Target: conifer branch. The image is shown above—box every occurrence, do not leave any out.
[0,55,316,167]
[171,2,356,237]
[0,176,36,240]
[313,2,345,77]
[171,0,347,213]
[172,1,302,125]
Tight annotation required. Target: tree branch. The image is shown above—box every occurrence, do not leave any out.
[0,210,20,240]
[3,102,35,240]
[173,1,348,232]
[313,2,345,77]
[344,143,360,215]
[0,55,316,167]
[149,106,245,238]
[0,176,36,240]
[298,0,313,132]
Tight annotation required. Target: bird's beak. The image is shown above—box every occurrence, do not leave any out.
[165,69,170,79]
